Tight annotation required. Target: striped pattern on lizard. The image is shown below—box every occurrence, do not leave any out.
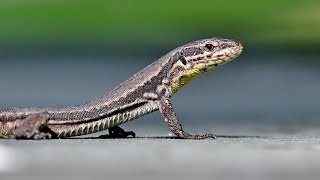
[0,38,243,139]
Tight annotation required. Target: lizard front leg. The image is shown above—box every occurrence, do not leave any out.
[158,97,216,139]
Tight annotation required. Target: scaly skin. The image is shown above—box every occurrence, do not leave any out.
[0,38,243,139]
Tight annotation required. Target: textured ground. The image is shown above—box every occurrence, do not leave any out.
[1,135,320,180]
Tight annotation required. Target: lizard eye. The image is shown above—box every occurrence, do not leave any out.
[179,56,187,65]
[205,44,215,51]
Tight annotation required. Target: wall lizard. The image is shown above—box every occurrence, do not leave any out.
[0,38,243,139]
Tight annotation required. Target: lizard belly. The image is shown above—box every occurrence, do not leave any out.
[48,101,159,138]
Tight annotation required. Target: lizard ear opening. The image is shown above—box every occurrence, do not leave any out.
[179,56,187,65]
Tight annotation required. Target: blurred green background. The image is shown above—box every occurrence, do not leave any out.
[0,0,319,56]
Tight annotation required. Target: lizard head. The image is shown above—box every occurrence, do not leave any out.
[170,38,243,94]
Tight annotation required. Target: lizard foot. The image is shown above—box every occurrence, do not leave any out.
[98,126,135,139]
[182,133,216,140]
[10,112,54,140]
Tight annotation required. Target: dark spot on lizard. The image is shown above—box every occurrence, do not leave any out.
[179,56,187,65]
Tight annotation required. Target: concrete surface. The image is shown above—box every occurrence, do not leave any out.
[1,136,320,180]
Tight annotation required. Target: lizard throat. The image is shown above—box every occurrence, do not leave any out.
[171,63,219,94]
[171,47,242,94]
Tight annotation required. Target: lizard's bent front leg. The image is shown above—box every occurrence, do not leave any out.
[158,98,216,139]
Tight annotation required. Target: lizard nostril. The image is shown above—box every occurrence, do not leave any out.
[235,41,242,47]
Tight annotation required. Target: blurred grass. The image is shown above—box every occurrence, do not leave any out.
[0,0,319,55]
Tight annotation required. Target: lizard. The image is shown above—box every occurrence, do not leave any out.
[0,38,243,140]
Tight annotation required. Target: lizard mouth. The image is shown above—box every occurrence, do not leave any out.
[194,43,243,72]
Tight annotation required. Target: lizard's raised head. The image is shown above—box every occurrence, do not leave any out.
[170,38,243,94]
